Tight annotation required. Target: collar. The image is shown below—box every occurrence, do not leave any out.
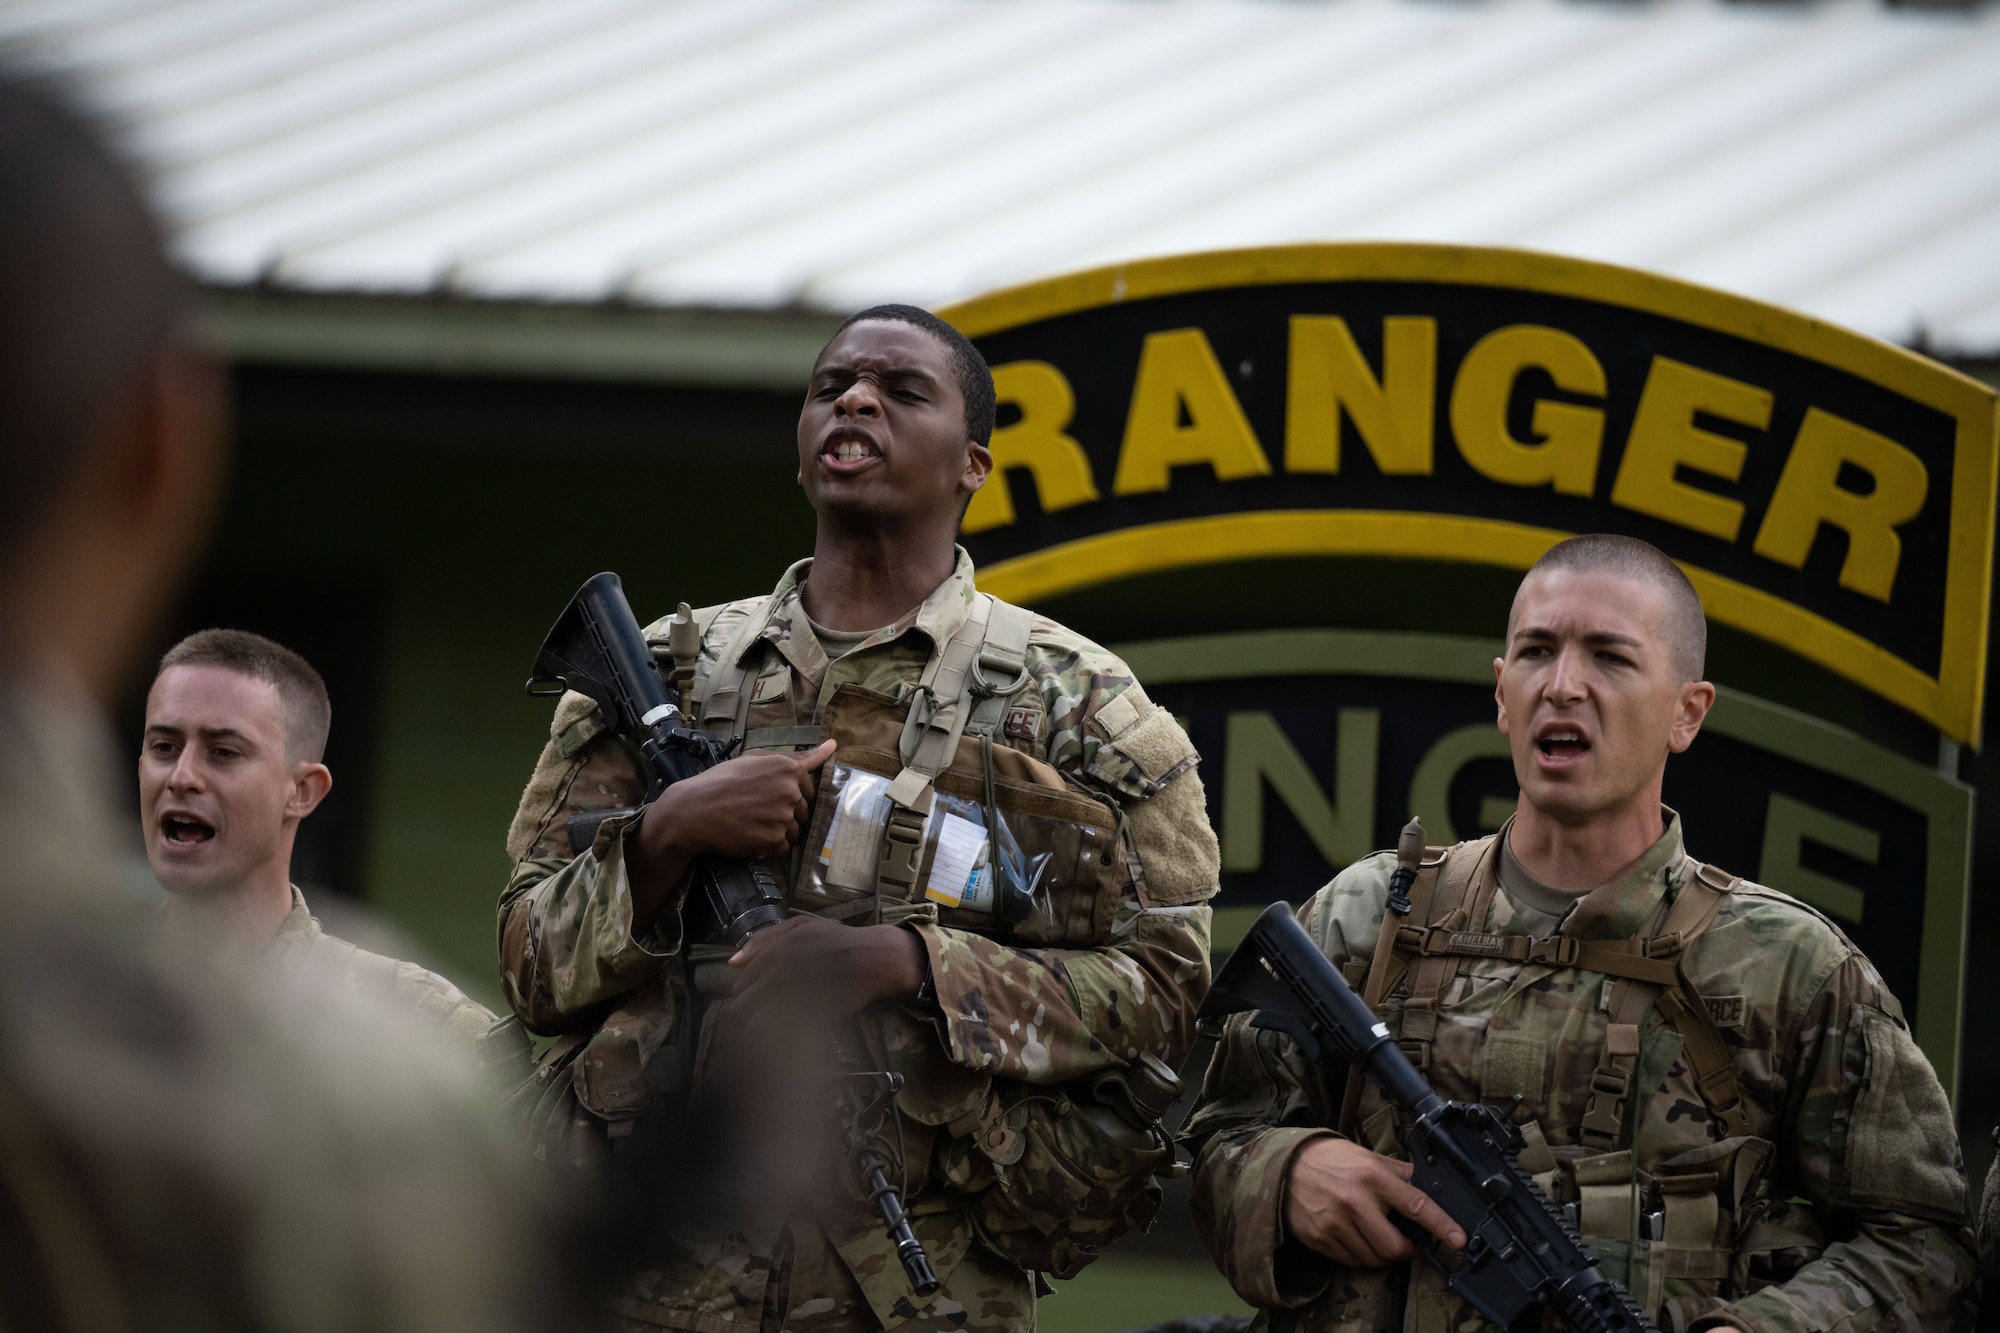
[739,547,981,682]
[1551,807,1691,942]
[265,885,322,970]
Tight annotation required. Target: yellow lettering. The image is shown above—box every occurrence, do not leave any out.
[1285,316,1436,475]
[1752,407,1929,601]
[1112,327,1271,496]
[962,361,1101,534]
[1610,357,1770,541]
[1448,325,1606,496]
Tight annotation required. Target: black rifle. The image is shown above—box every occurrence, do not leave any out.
[527,571,939,1298]
[1198,902,1660,1333]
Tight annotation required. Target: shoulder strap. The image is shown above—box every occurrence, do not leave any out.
[1335,838,1484,1136]
[694,597,776,744]
[1577,860,1745,1149]
[964,599,1036,739]
[1354,846,1749,1148]
[873,595,998,903]
[1397,836,1500,1071]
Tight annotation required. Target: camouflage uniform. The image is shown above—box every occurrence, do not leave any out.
[0,681,576,1332]
[268,885,496,1044]
[499,549,1220,1333]
[1187,812,1976,1333]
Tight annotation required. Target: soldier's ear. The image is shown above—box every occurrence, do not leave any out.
[1667,681,1715,754]
[287,762,333,821]
[960,440,993,495]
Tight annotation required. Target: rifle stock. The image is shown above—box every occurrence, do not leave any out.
[1198,903,1661,1333]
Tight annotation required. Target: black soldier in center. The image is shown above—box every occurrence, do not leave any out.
[498,306,1223,1332]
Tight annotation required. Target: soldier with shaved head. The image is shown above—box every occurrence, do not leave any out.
[1188,534,1975,1333]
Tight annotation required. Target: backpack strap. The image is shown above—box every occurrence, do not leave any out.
[874,594,1003,902]
[963,600,1036,739]
[1337,843,1450,1136]
[693,597,777,745]
[1578,861,1746,1148]
[1397,835,1502,1072]
[1351,846,1749,1148]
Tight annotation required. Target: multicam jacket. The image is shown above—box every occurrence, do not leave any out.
[268,886,496,1044]
[1187,814,1976,1333]
[498,549,1220,1333]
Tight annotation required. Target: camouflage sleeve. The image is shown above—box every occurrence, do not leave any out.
[1710,951,1977,1333]
[495,690,679,1034]
[913,898,1211,1083]
[913,639,1221,1083]
[1183,887,1358,1308]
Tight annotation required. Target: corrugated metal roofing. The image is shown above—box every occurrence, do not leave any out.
[6,0,1999,356]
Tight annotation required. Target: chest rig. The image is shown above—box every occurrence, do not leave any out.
[1342,829,1751,1154]
[665,592,1125,949]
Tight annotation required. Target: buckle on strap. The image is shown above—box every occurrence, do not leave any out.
[1589,1068,1633,1098]
[876,804,929,894]
[1644,931,1685,959]
[1527,936,1579,966]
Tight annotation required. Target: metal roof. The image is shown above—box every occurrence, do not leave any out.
[6,0,1999,366]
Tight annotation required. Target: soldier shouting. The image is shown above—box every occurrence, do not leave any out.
[499,306,1222,1332]
[1187,534,1975,1333]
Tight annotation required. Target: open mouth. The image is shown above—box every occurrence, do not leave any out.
[821,430,881,467]
[1537,729,1590,760]
[160,814,215,847]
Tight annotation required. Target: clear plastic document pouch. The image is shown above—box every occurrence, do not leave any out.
[793,684,1120,947]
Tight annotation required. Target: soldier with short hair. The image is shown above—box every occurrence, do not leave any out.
[1187,534,1976,1333]
[499,305,1222,1331]
[143,627,495,1042]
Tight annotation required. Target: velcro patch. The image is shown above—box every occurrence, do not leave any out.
[1003,704,1043,741]
[1705,995,1746,1028]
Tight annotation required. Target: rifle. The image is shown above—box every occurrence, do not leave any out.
[1197,902,1660,1333]
[527,571,940,1298]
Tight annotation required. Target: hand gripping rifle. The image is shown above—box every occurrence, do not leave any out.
[527,572,939,1298]
[1198,903,1661,1333]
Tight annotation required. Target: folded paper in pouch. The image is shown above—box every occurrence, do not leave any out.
[822,769,892,891]
[924,812,992,911]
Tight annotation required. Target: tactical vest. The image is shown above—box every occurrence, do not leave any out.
[1330,831,1820,1333]
[669,591,1176,1281]
[685,591,1123,948]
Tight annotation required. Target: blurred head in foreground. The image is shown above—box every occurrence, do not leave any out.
[0,67,579,1332]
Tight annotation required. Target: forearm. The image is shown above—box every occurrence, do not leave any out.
[1706,1214,1977,1333]
[1186,1013,1344,1307]
[914,902,1211,1082]
[496,828,680,1034]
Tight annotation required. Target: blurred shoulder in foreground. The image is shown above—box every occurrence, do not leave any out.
[0,67,578,1332]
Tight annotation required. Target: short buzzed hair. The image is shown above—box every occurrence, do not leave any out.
[1511,535,1707,683]
[831,303,997,448]
[158,630,332,762]
[0,70,181,570]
